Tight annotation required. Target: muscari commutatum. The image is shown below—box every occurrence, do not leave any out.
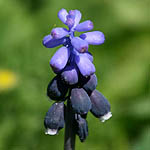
[42,8,112,142]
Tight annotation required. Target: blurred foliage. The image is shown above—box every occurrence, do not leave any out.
[0,0,150,150]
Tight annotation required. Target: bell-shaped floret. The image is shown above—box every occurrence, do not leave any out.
[90,90,112,122]
[80,31,105,45]
[83,74,97,95]
[71,37,88,53]
[70,88,91,114]
[47,75,68,101]
[44,102,65,135]
[61,64,78,85]
[81,51,93,62]
[50,46,70,73]
[58,8,68,24]
[75,54,95,76]
[51,28,69,39]
[75,20,93,32]
[75,114,88,142]
[42,35,66,48]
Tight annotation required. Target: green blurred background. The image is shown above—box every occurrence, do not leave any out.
[0,0,150,150]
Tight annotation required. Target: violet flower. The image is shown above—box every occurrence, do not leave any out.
[42,9,112,144]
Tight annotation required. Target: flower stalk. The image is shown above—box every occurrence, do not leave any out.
[64,100,76,150]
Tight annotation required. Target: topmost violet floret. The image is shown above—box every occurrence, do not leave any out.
[58,9,92,32]
[43,9,105,53]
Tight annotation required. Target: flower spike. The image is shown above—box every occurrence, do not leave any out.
[42,9,111,144]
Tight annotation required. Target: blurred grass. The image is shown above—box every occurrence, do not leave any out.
[0,0,150,150]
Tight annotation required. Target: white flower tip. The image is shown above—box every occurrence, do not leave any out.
[100,112,112,122]
[45,128,57,135]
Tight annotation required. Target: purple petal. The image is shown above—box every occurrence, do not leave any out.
[75,54,95,76]
[43,35,66,48]
[61,65,78,85]
[66,10,82,28]
[82,52,93,62]
[58,8,68,24]
[73,10,82,28]
[66,13,75,28]
[51,27,69,39]
[71,37,88,53]
[50,46,70,73]
[75,20,93,32]
[80,31,105,45]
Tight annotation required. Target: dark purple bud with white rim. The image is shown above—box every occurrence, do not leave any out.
[80,31,105,45]
[44,102,65,135]
[75,114,88,142]
[75,20,93,32]
[75,54,95,77]
[90,90,112,122]
[71,37,88,53]
[61,65,78,85]
[51,27,69,39]
[50,46,70,73]
[47,75,68,101]
[70,88,91,115]
[58,8,68,24]
[42,35,66,48]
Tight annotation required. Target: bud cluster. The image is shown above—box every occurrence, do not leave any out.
[43,9,112,142]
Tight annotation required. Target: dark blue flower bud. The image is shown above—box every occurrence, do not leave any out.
[42,35,66,48]
[75,114,88,142]
[50,46,70,73]
[47,75,68,101]
[75,20,93,32]
[83,74,97,94]
[90,90,112,122]
[44,102,65,135]
[58,8,68,24]
[70,88,91,115]
[61,64,78,85]
[51,28,69,39]
[80,31,105,45]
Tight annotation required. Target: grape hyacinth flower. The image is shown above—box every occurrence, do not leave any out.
[42,8,112,149]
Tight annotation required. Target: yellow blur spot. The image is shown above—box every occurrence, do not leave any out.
[0,70,17,91]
